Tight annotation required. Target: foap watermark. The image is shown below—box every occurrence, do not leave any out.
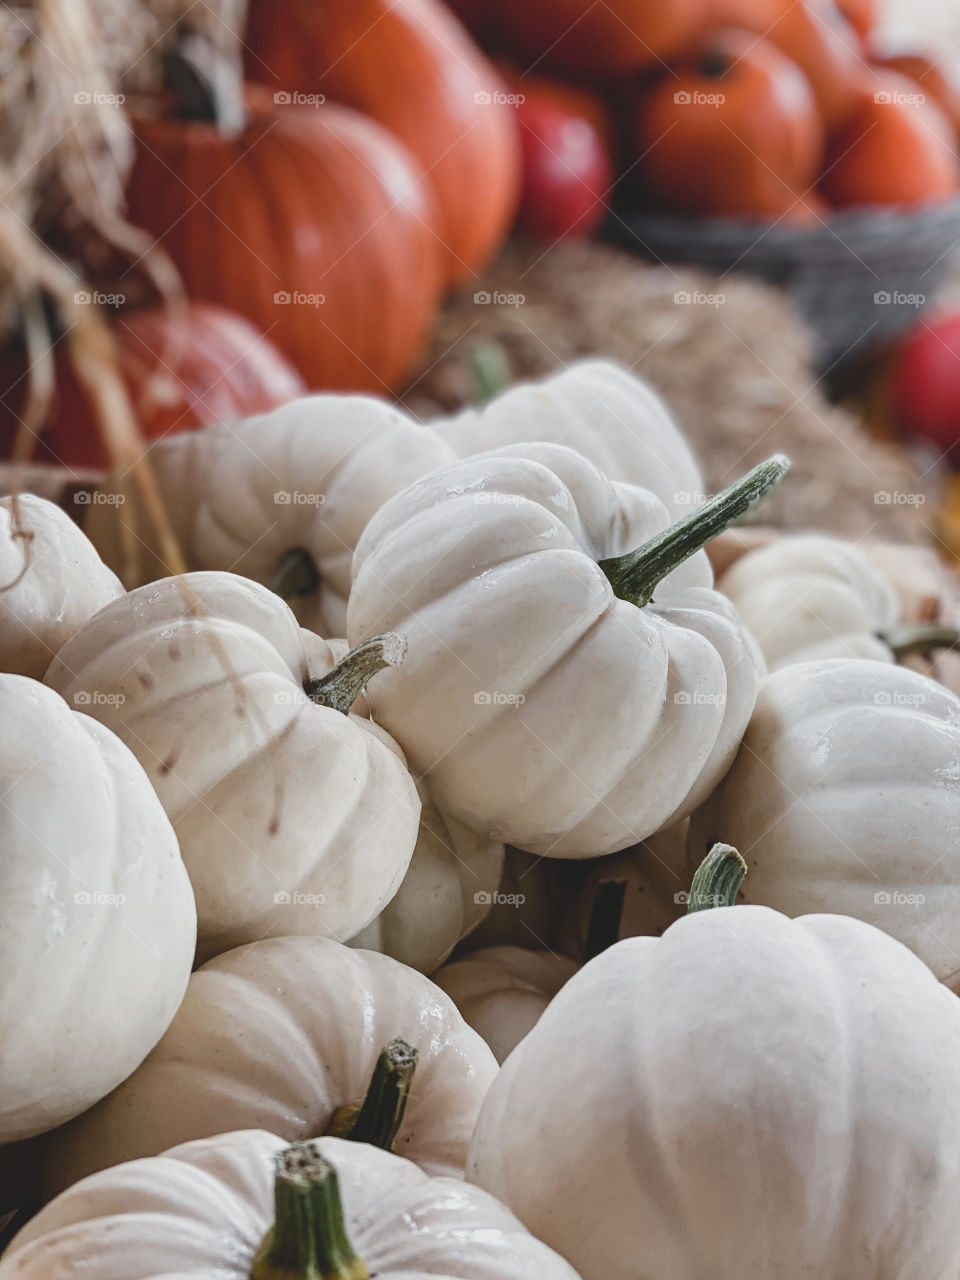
[74,690,125,707]
[274,490,325,506]
[274,890,326,907]
[873,690,929,708]
[474,89,526,106]
[274,90,326,108]
[874,890,926,907]
[474,290,525,308]
[74,89,125,107]
[874,290,925,308]
[674,890,726,908]
[674,90,726,107]
[674,690,726,707]
[474,491,523,506]
[875,490,925,507]
[673,490,711,507]
[474,890,526,906]
[74,889,125,907]
[74,489,125,507]
[274,290,325,308]
[675,289,725,308]
[74,290,125,308]
[474,690,526,707]
[875,89,925,106]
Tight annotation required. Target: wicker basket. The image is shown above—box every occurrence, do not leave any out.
[606,198,960,370]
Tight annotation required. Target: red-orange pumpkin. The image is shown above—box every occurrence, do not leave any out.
[764,1,872,128]
[0,302,305,469]
[244,0,520,285]
[125,92,443,392]
[633,31,824,218]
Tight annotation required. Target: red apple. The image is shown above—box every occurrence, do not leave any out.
[893,308,960,457]
[513,83,615,240]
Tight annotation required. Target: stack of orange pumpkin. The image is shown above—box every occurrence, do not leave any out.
[450,0,960,223]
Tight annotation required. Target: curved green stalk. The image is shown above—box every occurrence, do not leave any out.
[687,842,747,912]
[304,634,407,716]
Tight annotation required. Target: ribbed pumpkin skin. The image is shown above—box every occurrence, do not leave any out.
[0,303,304,469]
[126,96,443,392]
[244,0,520,284]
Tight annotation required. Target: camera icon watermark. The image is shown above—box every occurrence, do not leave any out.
[473,290,524,307]
[74,490,125,506]
[74,89,125,107]
[874,889,925,906]
[674,690,726,706]
[874,490,925,507]
[274,290,325,308]
[674,89,725,106]
[274,490,325,505]
[74,889,126,907]
[74,690,126,707]
[674,289,724,308]
[874,89,925,106]
[474,690,526,707]
[274,90,325,107]
[474,890,526,906]
[273,889,326,907]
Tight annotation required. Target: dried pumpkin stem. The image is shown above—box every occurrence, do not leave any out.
[251,1142,368,1280]
[325,1038,418,1152]
[600,455,790,607]
[878,623,960,662]
[270,547,321,602]
[583,878,628,963]
[304,634,407,716]
[687,842,747,913]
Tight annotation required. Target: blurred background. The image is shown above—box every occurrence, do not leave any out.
[2,0,960,551]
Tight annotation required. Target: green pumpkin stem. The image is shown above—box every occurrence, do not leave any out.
[600,455,790,607]
[325,1038,418,1151]
[251,1142,368,1280]
[878,623,960,662]
[304,634,407,717]
[583,878,628,962]
[687,842,747,912]
[269,547,321,602]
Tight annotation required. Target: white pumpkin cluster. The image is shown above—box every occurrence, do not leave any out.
[3,359,960,1280]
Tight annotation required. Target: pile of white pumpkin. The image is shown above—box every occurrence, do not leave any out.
[3,358,960,1280]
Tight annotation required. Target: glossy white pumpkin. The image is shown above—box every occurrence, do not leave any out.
[468,905,960,1280]
[0,493,122,678]
[716,533,899,668]
[349,781,504,974]
[7,1131,581,1280]
[43,934,499,1198]
[85,395,458,633]
[44,571,420,961]
[0,674,195,1142]
[438,359,703,517]
[347,442,763,856]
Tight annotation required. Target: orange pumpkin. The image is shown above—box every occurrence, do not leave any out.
[0,302,305,469]
[871,51,960,137]
[820,72,960,207]
[764,1,872,128]
[125,90,442,393]
[498,0,704,75]
[633,31,823,218]
[244,0,520,286]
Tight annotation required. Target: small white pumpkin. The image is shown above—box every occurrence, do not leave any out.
[85,395,458,634]
[347,443,777,856]
[688,658,960,987]
[716,533,901,668]
[42,934,499,1198]
[0,674,195,1143]
[468,849,960,1280]
[438,359,703,517]
[349,781,504,974]
[44,571,420,961]
[0,493,122,679]
[7,1131,581,1280]
[433,945,579,1064]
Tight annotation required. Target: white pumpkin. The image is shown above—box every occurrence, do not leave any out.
[468,872,960,1278]
[716,533,901,668]
[85,395,458,634]
[438,359,703,518]
[556,822,688,956]
[347,443,777,857]
[349,781,504,974]
[0,674,195,1143]
[42,934,499,1198]
[433,945,578,1064]
[689,658,960,988]
[7,1131,581,1280]
[0,493,122,679]
[44,571,420,962]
